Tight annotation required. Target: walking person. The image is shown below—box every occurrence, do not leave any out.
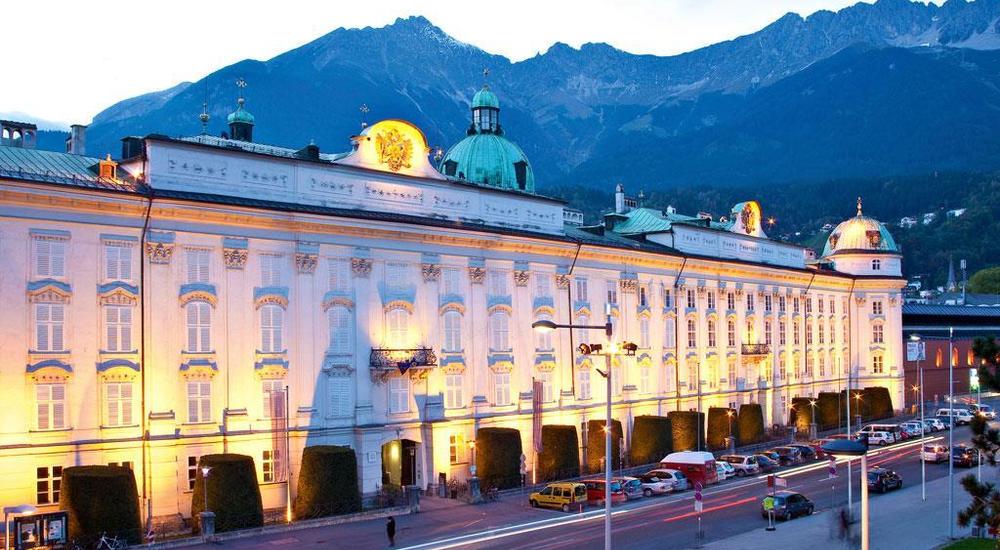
[386,515,396,548]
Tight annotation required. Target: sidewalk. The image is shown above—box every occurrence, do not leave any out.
[704,469,982,550]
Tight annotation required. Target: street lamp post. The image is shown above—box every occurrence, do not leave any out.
[910,333,926,501]
[4,505,36,550]
[822,439,870,550]
[809,399,818,440]
[200,466,215,542]
[726,410,735,452]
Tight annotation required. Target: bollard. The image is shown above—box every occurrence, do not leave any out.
[467,476,483,504]
[199,511,216,542]
[406,485,422,513]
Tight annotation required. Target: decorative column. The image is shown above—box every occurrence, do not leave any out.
[352,247,375,425]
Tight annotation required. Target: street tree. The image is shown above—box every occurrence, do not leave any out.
[957,336,1000,537]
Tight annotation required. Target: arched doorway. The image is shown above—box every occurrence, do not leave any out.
[382,439,418,487]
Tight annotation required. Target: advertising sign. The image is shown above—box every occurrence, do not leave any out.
[13,511,68,550]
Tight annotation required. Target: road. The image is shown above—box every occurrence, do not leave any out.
[400,427,971,550]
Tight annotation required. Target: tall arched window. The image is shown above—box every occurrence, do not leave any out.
[687,318,697,348]
[186,301,211,352]
[489,311,510,351]
[260,304,283,352]
[640,317,650,348]
[387,308,409,348]
[707,319,717,347]
[443,310,462,352]
[328,306,352,354]
[727,320,736,347]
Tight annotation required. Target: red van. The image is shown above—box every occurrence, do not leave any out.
[582,478,627,505]
[659,451,719,486]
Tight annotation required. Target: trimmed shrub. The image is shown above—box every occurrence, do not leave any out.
[706,408,738,450]
[737,404,765,446]
[668,411,705,452]
[630,415,672,465]
[817,392,842,430]
[293,445,361,520]
[586,419,623,472]
[538,425,580,482]
[865,386,894,420]
[476,427,523,489]
[191,454,263,534]
[60,466,142,544]
[790,397,813,434]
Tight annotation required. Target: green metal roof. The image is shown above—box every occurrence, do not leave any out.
[0,145,136,191]
[440,133,534,192]
[610,207,731,235]
[227,101,255,125]
[472,86,499,109]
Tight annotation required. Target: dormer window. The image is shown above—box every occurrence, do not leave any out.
[443,160,458,177]
[514,161,528,190]
[871,259,881,271]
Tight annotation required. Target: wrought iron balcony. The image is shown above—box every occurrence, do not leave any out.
[369,347,437,383]
[741,343,771,356]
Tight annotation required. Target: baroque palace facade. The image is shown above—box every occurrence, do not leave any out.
[0,86,904,526]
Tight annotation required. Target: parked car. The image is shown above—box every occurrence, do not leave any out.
[924,418,947,432]
[617,476,644,500]
[921,444,949,464]
[866,467,903,493]
[952,445,982,468]
[636,474,673,496]
[804,441,829,459]
[769,447,803,466]
[659,451,719,487]
[716,461,736,481]
[582,479,627,505]
[866,431,894,446]
[856,424,902,443]
[969,404,997,419]
[787,444,818,461]
[529,482,588,512]
[719,454,761,476]
[899,422,924,438]
[646,468,689,491]
[753,454,779,473]
[761,491,814,521]
[757,450,782,463]
[936,408,974,426]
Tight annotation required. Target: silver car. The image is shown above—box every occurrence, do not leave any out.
[646,468,689,491]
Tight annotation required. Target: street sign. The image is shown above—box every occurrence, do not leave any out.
[519,453,527,475]
[766,474,774,488]
[694,499,703,513]
[694,481,703,513]
[774,476,787,488]
[907,341,926,362]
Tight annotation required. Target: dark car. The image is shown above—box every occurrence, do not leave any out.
[769,447,803,466]
[866,468,902,493]
[757,450,781,464]
[761,490,814,521]
[787,444,818,461]
[754,454,779,473]
[953,445,981,468]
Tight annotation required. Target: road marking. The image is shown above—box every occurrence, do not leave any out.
[661,496,758,523]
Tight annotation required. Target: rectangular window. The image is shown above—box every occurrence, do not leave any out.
[805,354,814,376]
[538,371,554,403]
[186,302,211,352]
[687,289,696,309]
[764,321,772,346]
[535,312,553,350]
[779,357,787,380]
[449,434,466,464]
[746,293,755,312]
[36,466,62,505]
[707,291,716,310]
[443,311,463,352]
[793,298,800,314]
[575,278,588,302]
[639,285,648,307]
[262,379,285,419]
[663,287,672,309]
[36,383,66,430]
[765,295,772,312]
[806,324,813,345]
[535,273,552,298]
[805,298,812,314]
[872,355,884,374]
[872,301,884,315]
[727,320,736,347]
[104,382,133,427]
[487,270,508,296]
[606,280,618,305]
[328,306,352,354]
[104,242,132,281]
[779,296,786,313]
[873,325,884,344]
[819,321,825,344]
[640,318,650,348]
[442,267,462,296]
[262,449,282,483]
[389,377,410,413]
[260,304,284,352]
[687,319,697,348]
[727,292,735,311]
[688,362,698,390]
[640,365,651,394]
[707,320,717,347]
[664,318,676,348]
[186,248,210,284]
[728,358,737,384]
[489,312,510,351]
[35,303,65,352]
[779,324,787,346]
[493,372,511,406]
[33,237,66,278]
[329,376,352,417]
[578,368,591,400]
[575,314,590,346]
[328,258,351,293]
[819,355,826,377]
[104,305,133,352]
[186,381,211,423]
[386,262,409,292]
[794,326,801,346]
[445,373,463,409]
[818,297,824,314]
[187,456,199,491]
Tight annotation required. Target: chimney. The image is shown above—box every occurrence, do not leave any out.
[614,183,626,214]
[66,124,87,155]
[120,136,144,160]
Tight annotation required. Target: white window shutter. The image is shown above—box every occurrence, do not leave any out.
[187,383,199,422]
[105,246,118,280]
[200,383,211,422]
[120,246,132,280]
[51,241,65,277]
[34,239,49,277]
[120,307,132,351]
[36,304,49,351]
[273,307,283,351]
[52,384,65,429]
[51,305,64,352]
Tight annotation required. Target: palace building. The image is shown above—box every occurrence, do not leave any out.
[0,83,904,529]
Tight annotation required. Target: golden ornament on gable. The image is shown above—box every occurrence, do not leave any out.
[374,128,413,172]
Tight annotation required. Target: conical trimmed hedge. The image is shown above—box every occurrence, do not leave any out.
[293,445,361,520]
[60,466,142,544]
[630,415,672,464]
[736,404,765,446]
[191,454,263,534]
[864,386,894,420]
[586,419,623,472]
[476,428,523,489]
[790,397,813,434]
[817,392,843,430]
[538,425,580,482]
[707,408,738,450]
[668,410,705,451]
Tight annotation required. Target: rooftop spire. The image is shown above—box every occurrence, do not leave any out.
[227,77,254,142]
[198,78,210,134]
[856,196,863,217]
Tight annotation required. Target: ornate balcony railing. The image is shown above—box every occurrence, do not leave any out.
[741,343,771,356]
[369,347,437,384]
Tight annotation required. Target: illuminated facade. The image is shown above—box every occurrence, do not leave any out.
[0,87,904,529]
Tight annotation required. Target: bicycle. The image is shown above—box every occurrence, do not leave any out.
[485,486,501,502]
[95,532,128,550]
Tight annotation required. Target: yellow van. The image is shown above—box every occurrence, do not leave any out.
[529,482,588,512]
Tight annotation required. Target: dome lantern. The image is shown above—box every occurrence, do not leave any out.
[821,197,901,276]
[227,77,255,142]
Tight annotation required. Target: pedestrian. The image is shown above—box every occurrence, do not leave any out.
[838,507,849,540]
[386,515,396,547]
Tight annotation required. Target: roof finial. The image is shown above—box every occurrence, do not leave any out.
[236,77,246,106]
[482,67,490,89]
[199,101,210,134]
[856,196,863,217]
[359,103,369,129]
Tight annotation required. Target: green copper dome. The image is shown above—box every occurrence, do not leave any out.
[227,98,255,125]
[440,133,535,192]
[472,86,499,109]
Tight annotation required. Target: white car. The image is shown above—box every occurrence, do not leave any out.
[719,454,761,476]
[921,444,949,463]
[716,461,736,481]
[923,418,946,432]
[647,468,689,491]
[900,422,925,437]
[636,474,674,496]
[867,431,894,446]
[970,404,997,419]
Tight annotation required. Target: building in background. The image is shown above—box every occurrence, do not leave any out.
[0,83,905,530]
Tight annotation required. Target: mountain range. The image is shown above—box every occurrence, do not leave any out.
[40,0,1000,191]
